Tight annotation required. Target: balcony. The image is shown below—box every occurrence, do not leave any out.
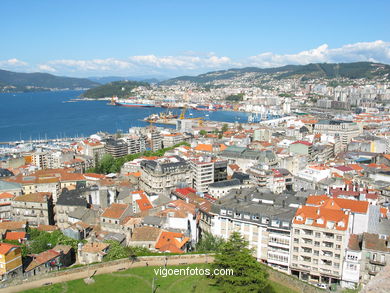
[368,270,378,276]
[369,259,386,266]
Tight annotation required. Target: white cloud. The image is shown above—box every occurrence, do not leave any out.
[31,53,234,76]
[247,40,390,67]
[2,41,390,77]
[0,58,29,70]
[37,64,57,73]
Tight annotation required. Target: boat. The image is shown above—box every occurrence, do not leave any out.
[144,111,178,123]
[195,104,216,111]
[112,97,156,107]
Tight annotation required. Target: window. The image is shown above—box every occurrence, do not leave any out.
[336,235,342,241]
[295,229,300,235]
[261,217,269,224]
[315,232,321,237]
[314,241,320,247]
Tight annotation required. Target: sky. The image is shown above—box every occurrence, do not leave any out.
[1,0,390,78]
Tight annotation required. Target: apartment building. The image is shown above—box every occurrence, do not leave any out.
[125,134,147,154]
[0,192,14,220]
[0,243,23,281]
[162,133,184,148]
[55,188,89,229]
[190,157,228,192]
[150,130,163,151]
[100,203,132,233]
[82,140,106,166]
[314,120,362,151]
[139,156,191,196]
[104,139,128,158]
[11,192,55,227]
[290,195,369,286]
[210,187,305,273]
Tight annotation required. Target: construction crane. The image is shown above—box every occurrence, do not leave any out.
[179,107,187,120]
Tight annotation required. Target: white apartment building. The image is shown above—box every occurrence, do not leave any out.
[314,120,362,151]
[291,195,369,286]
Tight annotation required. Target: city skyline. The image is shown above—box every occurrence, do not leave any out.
[1,0,390,77]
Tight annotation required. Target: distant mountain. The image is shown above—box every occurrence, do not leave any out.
[161,62,390,85]
[81,80,149,99]
[0,69,100,92]
[88,75,167,84]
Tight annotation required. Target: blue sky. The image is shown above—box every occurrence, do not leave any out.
[1,0,389,77]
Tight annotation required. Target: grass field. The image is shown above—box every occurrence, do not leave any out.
[23,264,298,293]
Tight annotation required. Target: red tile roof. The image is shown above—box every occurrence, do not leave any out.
[306,195,369,214]
[0,192,14,199]
[0,243,19,255]
[101,203,129,219]
[155,231,189,253]
[292,140,312,146]
[133,191,153,212]
[5,232,26,241]
[175,187,197,196]
[293,205,349,231]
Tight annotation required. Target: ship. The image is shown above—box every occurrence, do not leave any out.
[144,111,178,123]
[194,104,216,111]
[111,96,156,107]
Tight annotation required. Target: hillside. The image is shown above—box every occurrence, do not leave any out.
[0,69,100,92]
[88,75,164,84]
[161,62,390,86]
[81,80,150,99]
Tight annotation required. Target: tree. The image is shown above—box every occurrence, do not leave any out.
[199,130,207,137]
[96,154,115,174]
[221,124,228,133]
[104,240,130,261]
[196,232,225,252]
[211,232,269,293]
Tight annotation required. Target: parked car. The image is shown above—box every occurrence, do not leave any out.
[315,283,327,289]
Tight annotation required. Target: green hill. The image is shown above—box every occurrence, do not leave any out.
[0,69,100,92]
[81,80,150,99]
[161,62,390,85]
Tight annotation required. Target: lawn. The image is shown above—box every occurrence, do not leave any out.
[24,264,298,293]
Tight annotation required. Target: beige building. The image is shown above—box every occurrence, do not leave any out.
[140,156,191,196]
[78,242,110,264]
[11,192,54,227]
[314,120,362,151]
[290,196,369,286]
[100,203,131,233]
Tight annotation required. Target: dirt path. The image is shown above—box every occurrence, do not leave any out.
[1,256,212,293]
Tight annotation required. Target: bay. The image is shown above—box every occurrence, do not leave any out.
[0,90,249,142]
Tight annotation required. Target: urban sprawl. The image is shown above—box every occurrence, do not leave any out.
[1,73,390,290]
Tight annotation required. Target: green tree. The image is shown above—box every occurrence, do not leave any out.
[104,240,130,261]
[96,154,115,174]
[211,232,269,293]
[221,124,228,133]
[199,130,207,137]
[196,232,225,252]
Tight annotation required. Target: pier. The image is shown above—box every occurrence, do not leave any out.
[0,137,86,145]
